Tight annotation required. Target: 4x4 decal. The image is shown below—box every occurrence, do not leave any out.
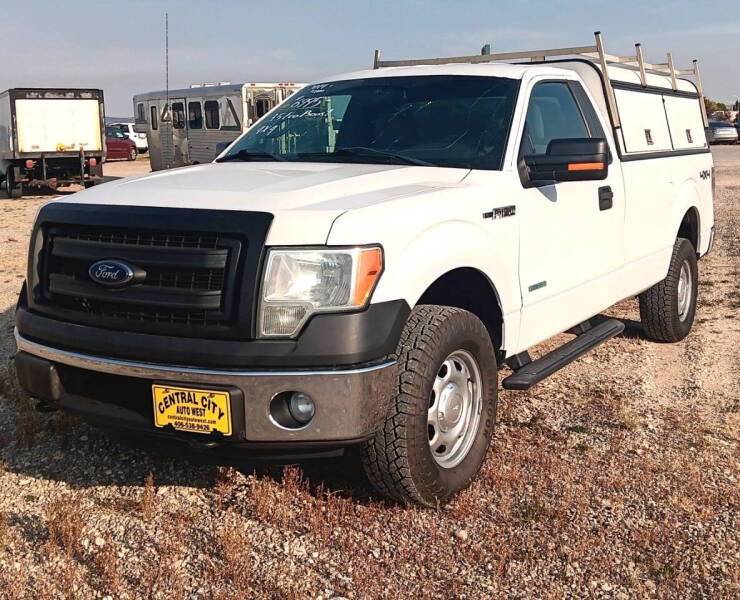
[699,170,710,180]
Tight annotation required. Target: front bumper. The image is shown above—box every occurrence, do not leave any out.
[14,330,395,447]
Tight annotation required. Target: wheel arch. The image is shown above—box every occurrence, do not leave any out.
[416,267,505,356]
[677,205,700,255]
[672,179,702,255]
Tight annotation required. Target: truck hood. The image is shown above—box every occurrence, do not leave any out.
[56,162,470,244]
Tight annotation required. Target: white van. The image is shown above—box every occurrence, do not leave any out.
[15,34,714,506]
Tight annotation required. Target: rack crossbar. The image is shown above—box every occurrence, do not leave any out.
[374,45,597,69]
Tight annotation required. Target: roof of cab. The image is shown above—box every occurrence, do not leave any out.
[318,62,552,83]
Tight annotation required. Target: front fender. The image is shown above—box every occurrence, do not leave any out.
[327,186,522,350]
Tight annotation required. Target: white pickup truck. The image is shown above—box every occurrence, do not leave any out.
[14,35,714,505]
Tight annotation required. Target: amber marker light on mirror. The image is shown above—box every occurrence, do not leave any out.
[567,162,604,171]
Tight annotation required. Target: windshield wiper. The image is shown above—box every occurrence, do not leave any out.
[215,149,285,162]
[299,146,434,167]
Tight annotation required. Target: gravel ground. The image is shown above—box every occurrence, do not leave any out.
[0,149,737,599]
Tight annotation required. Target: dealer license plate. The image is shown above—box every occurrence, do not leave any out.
[152,385,232,436]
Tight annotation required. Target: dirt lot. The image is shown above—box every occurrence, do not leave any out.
[0,150,737,599]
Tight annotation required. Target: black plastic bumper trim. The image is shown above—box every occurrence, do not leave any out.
[16,295,410,369]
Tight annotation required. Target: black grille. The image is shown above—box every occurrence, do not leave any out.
[38,224,242,333]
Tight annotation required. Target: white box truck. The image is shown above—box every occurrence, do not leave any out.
[14,34,714,506]
[0,88,105,198]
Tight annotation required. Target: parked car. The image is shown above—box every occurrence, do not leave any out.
[111,122,148,153]
[15,34,715,506]
[705,120,738,144]
[105,126,137,161]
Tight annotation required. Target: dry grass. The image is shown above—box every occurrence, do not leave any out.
[1,359,40,450]
[46,495,85,558]
[92,535,121,596]
[140,472,155,522]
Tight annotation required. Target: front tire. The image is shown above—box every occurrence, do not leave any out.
[639,237,698,342]
[128,147,138,161]
[361,305,497,506]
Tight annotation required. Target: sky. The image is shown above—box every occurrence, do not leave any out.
[2,0,739,116]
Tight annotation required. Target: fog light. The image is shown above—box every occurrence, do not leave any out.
[288,392,315,424]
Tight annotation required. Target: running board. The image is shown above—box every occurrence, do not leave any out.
[502,319,625,390]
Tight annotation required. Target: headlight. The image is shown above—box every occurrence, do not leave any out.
[258,246,383,338]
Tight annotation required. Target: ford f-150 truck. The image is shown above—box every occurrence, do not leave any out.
[14,34,715,505]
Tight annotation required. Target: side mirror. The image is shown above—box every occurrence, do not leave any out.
[523,138,608,184]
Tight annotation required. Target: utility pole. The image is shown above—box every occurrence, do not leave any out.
[165,12,169,114]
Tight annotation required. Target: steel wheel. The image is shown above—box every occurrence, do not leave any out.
[677,259,692,322]
[427,349,483,469]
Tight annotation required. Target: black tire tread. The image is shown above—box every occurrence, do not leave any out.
[638,237,696,342]
[361,305,484,505]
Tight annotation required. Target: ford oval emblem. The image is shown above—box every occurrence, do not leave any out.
[88,259,135,288]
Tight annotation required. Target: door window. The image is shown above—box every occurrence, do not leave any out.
[520,82,589,156]
[204,101,220,129]
[150,105,158,130]
[172,102,185,129]
[188,101,203,129]
[256,98,271,118]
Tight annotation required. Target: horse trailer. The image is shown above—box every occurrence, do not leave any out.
[133,82,304,170]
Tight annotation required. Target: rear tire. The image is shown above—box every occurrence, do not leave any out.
[638,237,698,342]
[361,305,497,506]
[4,168,22,199]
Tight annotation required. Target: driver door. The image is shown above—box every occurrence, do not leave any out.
[516,80,625,349]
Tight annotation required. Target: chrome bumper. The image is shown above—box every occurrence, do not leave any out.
[14,330,395,443]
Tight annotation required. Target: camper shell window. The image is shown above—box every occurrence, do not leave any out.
[137,103,146,122]
[150,106,158,130]
[172,102,185,129]
[188,102,203,129]
[205,101,220,129]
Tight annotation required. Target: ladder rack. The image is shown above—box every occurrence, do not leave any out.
[373,32,708,128]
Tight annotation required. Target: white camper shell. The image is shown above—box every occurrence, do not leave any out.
[17,34,715,506]
[133,82,304,170]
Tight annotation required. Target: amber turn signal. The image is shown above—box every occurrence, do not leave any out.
[353,247,383,306]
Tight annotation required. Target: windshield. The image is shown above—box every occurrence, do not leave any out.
[222,76,520,170]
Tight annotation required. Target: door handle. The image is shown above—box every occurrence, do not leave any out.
[598,186,613,211]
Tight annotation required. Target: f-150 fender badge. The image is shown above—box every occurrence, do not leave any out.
[483,205,516,220]
[699,170,710,180]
